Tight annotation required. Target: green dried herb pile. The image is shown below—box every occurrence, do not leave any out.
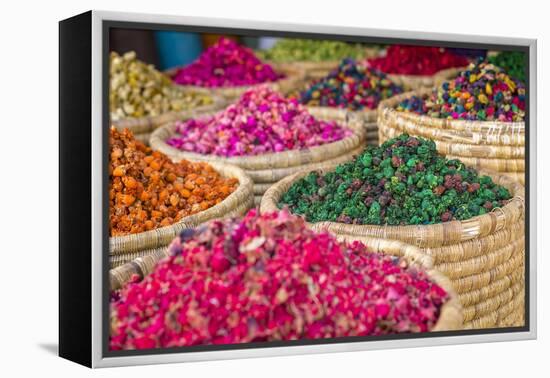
[279,134,511,225]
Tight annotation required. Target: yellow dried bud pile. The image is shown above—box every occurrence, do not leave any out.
[109,51,213,121]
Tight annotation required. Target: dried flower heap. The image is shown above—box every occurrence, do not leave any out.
[257,39,370,62]
[109,127,237,236]
[368,45,469,76]
[296,58,403,110]
[173,37,282,88]
[166,86,352,157]
[110,209,448,350]
[397,60,525,122]
[110,51,212,120]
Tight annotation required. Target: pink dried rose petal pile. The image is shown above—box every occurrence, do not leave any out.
[165,86,352,157]
[110,209,448,350]
[172,37,282,88]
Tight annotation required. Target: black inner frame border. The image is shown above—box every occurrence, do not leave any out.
[102,19,530,359]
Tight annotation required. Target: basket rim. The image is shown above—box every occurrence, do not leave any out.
[164,65,304,93]
[110,89,226,131]
[260,45,382,66]
[382,66,468,81]
[266,59,340,68]
[379,122,525,158]
[306,105,378,123]
[378,88,525,132]
[429,269,464,331]
[110,160,253,254]
[260,163,525,246]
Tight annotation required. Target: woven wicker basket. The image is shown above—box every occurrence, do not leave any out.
[149,111,366,200]
[109,161,253,268]
[265,47,381,82]
[109,228,463,332]
[111,92,226,146]
[384,66,465,91]
[165,66,305,101]
[378,89,525,184]
[307,106,378,146]
[268,60,339,83]
[260,165,525,329]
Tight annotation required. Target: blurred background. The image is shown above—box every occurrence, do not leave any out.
[110,29,279,70]
[109,29,490,70]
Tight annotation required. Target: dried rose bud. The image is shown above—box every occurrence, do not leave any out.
[173,38,281,88]
[166,87,351,157]
[110,209,449,350]
[468,182,481,193]
[440,211,453,222]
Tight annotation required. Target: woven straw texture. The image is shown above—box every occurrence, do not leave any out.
[109,230,462,332]
[386,66,466,91]
[266,47,381,82]
[165,66,305,101]
[260,164,525,329]
[109,161,254,268]
[307,106,379,146]
[149,111,366,199]
[111,92,226,137]
[269,60,338,82]
[377,88,525,184]
[134,132,151,146]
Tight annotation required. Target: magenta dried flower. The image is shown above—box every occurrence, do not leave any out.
[166,86,352,157]
[173,37,282,88]
[110,209,448,350]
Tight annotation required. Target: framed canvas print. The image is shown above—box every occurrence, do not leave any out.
[59,10,537,368]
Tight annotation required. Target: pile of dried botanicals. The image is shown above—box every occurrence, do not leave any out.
[368,45,469,76]
[257,38,371,62]
[279,134,511,225]
[109,127,237,236]
[110,51,213,121]
[172,38,282,88]
[110,209,448,349]
[296,58,403,110]
[166,86,352,157]
[396,60,525,122]
[488,51,526,83]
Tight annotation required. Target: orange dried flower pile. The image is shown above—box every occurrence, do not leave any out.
[109,127,238,236]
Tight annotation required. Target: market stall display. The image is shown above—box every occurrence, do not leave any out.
[109,209,462,349]
[367,45,469,90]
[167,38,303,100]
[107,38,527,341]
[291,58,403,145]
[150,86,366,204]
[379,60,525,183]
[110,51,224,144]
[109,127,253,267]
[258,38,381,81]
[261,134,525,328]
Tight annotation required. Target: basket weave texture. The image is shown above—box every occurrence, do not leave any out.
[307,106,378,146]
[385,66,466,91]
[260,165,525,329]
[165,66,305,101]
[109,161,253,269]
[265,47,381,81]
[111,91,226,142]
[377,89,525,184]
